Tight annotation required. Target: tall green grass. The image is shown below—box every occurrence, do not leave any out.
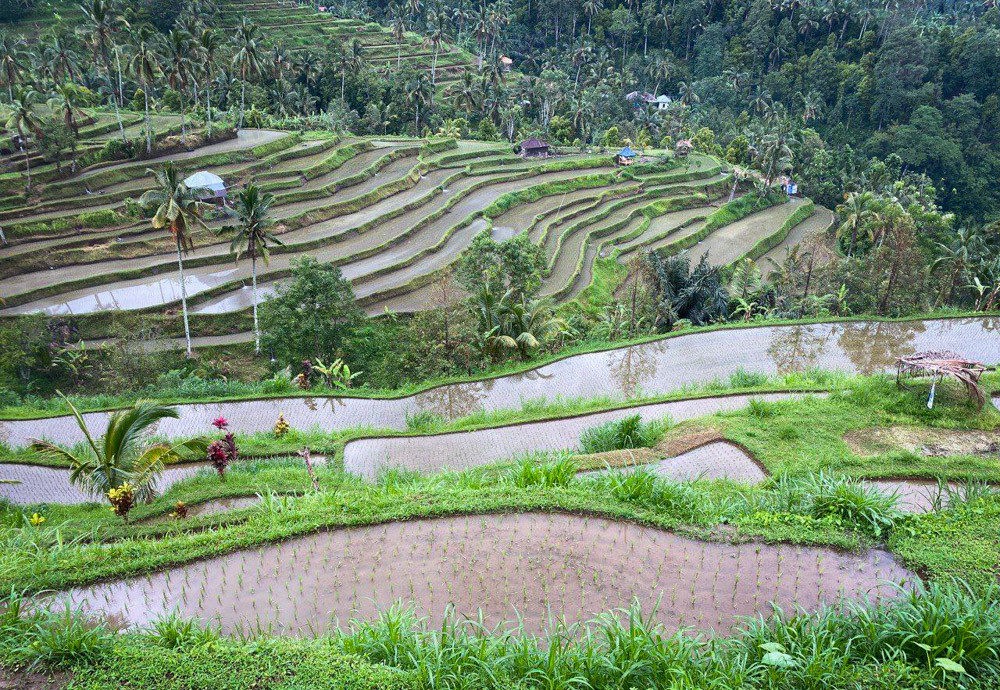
[3,583,996,688]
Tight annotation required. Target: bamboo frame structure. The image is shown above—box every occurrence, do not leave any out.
[896,350,989,409]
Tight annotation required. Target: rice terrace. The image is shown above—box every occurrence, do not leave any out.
[1,0,999,688]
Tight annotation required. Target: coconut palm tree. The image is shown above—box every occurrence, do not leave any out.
[198,28,221,136]
[229,183,283,353]
[41,30,80,85]
[406,71,431,134]
[80,0,127,138]
[836,191,872,257]
[231,19,262,131]
[165,28,193,142]
[427,9,446,85]
[129,25,161,155]
[0,34,27,104]
[31,396,207,513]
[6,88,42,189]
[139,161,211,357]
[47,82,82,135]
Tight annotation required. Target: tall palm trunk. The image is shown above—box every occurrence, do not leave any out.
[179,88,187,143]
[205,79,213,136]
[144,87,152,154]
[432,45,438,85]
[16,126,30,189]
[113,48,126,140]
[239,78,246,130]
[251,253,260,353]
[176,237,193,357]
[341,71,346,101]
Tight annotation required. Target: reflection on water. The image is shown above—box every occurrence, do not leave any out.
[3,318,997,448]
[413,380,491,419]
[607,342,663,398]
[836,320,926,373]
[767,324,837,374]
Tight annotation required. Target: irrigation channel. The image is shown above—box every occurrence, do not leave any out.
[49,512,916,637]
[1,317,995,450]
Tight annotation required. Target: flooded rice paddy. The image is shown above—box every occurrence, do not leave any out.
[343,392,805,478]
[55,512,915,636]
[2,318,996,450]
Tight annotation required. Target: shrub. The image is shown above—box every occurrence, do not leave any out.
[578,414,666,453]
[77,209,123,228]
[100,137,135,161]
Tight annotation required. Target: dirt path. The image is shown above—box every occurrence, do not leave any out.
[53,512,914,636]
[0,318,994,449]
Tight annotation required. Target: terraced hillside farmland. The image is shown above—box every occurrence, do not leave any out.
[214,0,478,88]
[0,130,833,347]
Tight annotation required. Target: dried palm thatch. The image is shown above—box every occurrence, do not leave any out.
[896,350,989,409]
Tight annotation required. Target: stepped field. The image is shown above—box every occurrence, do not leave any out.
[0,124,832,345]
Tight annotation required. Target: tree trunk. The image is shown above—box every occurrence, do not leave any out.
[179,87,187,143]
[17,128,30,189]
[239,78,247,130]
[144,88,152,154]
[206,80,213,136]
[176,237,193,357]
[432,46,438,85]
[252,254,260,353]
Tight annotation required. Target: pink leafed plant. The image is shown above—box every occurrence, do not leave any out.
[207,419,239,478]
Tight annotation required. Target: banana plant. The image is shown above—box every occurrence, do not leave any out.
[312,358,362,390]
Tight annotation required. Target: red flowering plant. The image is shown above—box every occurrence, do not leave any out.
[206,416,238,479]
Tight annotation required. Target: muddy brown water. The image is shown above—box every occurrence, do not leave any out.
[53,512,915,636]
[343,392,807,478]
[1,318,996,449]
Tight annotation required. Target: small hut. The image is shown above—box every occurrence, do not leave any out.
[616,145,638,166]
[183,171,227,205]
[499,55,513,72]
[518,137,550,158]
[675,139,693,158]
[896,351,989,409]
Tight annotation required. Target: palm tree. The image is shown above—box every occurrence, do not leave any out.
[391,3,407,69]
[0,33,27,104]
[407,71,432,134]
[473,286,566,360]
[677,80,699,106]
[48,81,82,135]
[129,25,161,155]
[166,28,193,142]
[231,18,262,130]
[229,183,283,353]
[428,9,446,86]
[80,0,127,138]
[31,396,207,514]
[139,162,211,357]
[583,0,603,35]
[198,29,221,136]
[42,30,80,85]
[932,226,982,306]
[6,88,42,189]
[836,191,872,257]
